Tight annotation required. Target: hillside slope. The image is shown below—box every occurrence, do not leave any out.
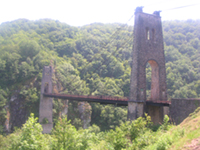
[169,107,200,149]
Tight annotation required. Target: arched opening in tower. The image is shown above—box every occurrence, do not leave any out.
[146,60,159,101]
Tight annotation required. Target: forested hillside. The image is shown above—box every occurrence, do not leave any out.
[0,19,200,132]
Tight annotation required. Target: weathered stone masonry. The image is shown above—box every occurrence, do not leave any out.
[128,7,167,123]
[170,98,200,124]
[39,66,53,133]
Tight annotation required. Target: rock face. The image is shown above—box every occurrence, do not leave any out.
[8,76,40,132]
[78,102,92,129]
[10,92,29,131]
[4,106,10,133]
[61,100,68,117]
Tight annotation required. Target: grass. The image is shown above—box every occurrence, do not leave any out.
[169,107,200,150]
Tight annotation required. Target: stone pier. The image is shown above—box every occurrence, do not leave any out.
[39,66,53,133]
[128,7,167,123]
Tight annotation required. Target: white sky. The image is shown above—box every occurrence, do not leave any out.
[0,0,200,26]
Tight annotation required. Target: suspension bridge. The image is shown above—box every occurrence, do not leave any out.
[40,7,171,133]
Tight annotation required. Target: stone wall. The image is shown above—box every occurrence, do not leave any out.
[146,105,163,124]
[170,98,200,124]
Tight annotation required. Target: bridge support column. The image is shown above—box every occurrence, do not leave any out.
[146,105,169,124]
[39,66,53,133]
[146,106,163,124]
[128,101,144,120]
[128,7,167,123]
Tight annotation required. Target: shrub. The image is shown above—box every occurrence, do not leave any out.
[9,113,51,150]
[52,117,80,150]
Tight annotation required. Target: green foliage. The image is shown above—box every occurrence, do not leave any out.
[10,113,51,150]
[163,20,200,98]
[159,115,171,131]
[146,127,184,150]
[130,114,153,141]
[0,88,7,126]
[0,129,22,150]
[18,40,40,61]
[106,127,129,150]
[19,87,38,103]
[90,103,127,131]
[0,113,186,150]
[52,117,80,150]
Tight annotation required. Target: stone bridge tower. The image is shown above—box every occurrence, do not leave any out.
[128,7,167,123]
[39,66,53,133]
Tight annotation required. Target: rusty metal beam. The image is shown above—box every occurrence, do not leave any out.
[43,93,170,106]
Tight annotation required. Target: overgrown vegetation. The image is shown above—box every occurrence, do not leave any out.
[0,113,185,150]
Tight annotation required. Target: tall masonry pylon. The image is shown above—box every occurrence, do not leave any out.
[39,66,53,133]
[128,7,167,123]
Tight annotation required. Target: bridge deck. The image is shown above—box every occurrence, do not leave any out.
[43,93,170,106]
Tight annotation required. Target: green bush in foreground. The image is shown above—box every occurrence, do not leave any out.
[0,114,184,150]
[9,113,52,150]
[52,117,79,150]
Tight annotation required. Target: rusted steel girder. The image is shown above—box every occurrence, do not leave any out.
[43,93,170,106]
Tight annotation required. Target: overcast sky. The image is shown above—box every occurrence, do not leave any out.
[1,0,200,26]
